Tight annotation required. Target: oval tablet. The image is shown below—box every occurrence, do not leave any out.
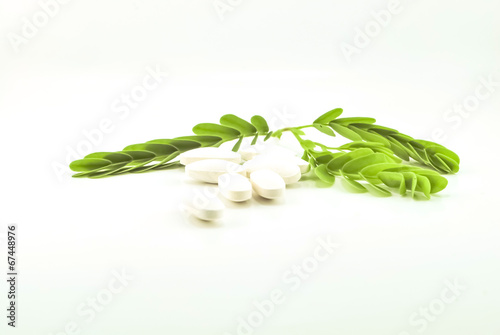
[239,147,259,161]
[293,157,310,174]
[186,159,245,183]
[185,194,225,221]
[250,169,286,199]
[218,173,252,202]
[179,147,241,165]
[243,157,301,184]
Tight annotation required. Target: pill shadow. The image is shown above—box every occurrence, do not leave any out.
[220,197,253,209]
[186,214,224,228]
[252,191,286,206]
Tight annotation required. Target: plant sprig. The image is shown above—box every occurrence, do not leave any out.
[69,108,459,199]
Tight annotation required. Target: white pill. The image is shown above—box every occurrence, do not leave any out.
[243,157,301,184]
[261,145,298,158]
[239,147,259,161]
[293,157,310,174]
[179,147,241,165]
[186,159,245,183]
[250,169,286,199]
[184,194,225,221]
[218,173,252,202]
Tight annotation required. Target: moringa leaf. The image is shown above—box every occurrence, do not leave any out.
[313,124,336,136]
[416,175,431,200]
[192,123,240,139]
[331,117,376,125]
[68,109,459,199]
[355,124,399,136]
[314,164,335,185]
[250,115,269,134]
[302,140,316,150]
[220,114,257,135]
[173,135,222,147]
[313,108,343,124]
[417,171,448,193]
[415,140,460,164]
[378,172,407,195]
[340,171,368,193]
[329,123,363,141]
[402,172,418,198]
[85,152,132,164]
[359,163,404,182]
[327,148,374,173]
[147,139,201,152]
[387,137,410,161]
[120,150,156,162]
[70,158,112,172]
[251,133,259,145]
[364,183,392,197]
[315,153,336,165]
[232,136,243,152]
[342,153,392,175]
[123,143,177,159]
[349,126,391,147]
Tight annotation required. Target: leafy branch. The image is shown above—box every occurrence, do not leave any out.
[69,108,459,199]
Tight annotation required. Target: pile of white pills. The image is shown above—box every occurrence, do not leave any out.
[179,144,309,221]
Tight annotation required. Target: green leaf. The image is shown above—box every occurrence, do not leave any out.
[232,136,243,152]
[251,133,259,145]
[364,183,392,197]
[120,150,156,162]
[329,123,363,141]
[331,117,376,125]
[416,175,431,199]
[415,140,460,164]
[192,123,240,139]
[302,140,316,150]
[389,133,414,143]
[430,154,459,174]
[349,126,391,147]
[313,124,336,136]
[264,131,273,141]
[407,141,431,164]
[147,139,201,152]
[340,171,368,193]
[314,164,335,185]
[250,115,269,134]
[417,171,448,193]
[327,148,374,173]
[291,128,305,136]
[315,153,336,165]
[402,172,418,197]
[85,152,132,164]
[220,114,257,136]
[272,129,283,139]
[130,152,180,173]
[342,153,392,175]
[123,143,177,159]
[359,163,404,181]
[70,158,112,172]
[378,172,406,195]
[313,108,343,124]
[355,124,399,136]
[340,141,385,150]
[173,135,222,147]
[387,137,410,161]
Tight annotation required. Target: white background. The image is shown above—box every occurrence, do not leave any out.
[1,0,500,334]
